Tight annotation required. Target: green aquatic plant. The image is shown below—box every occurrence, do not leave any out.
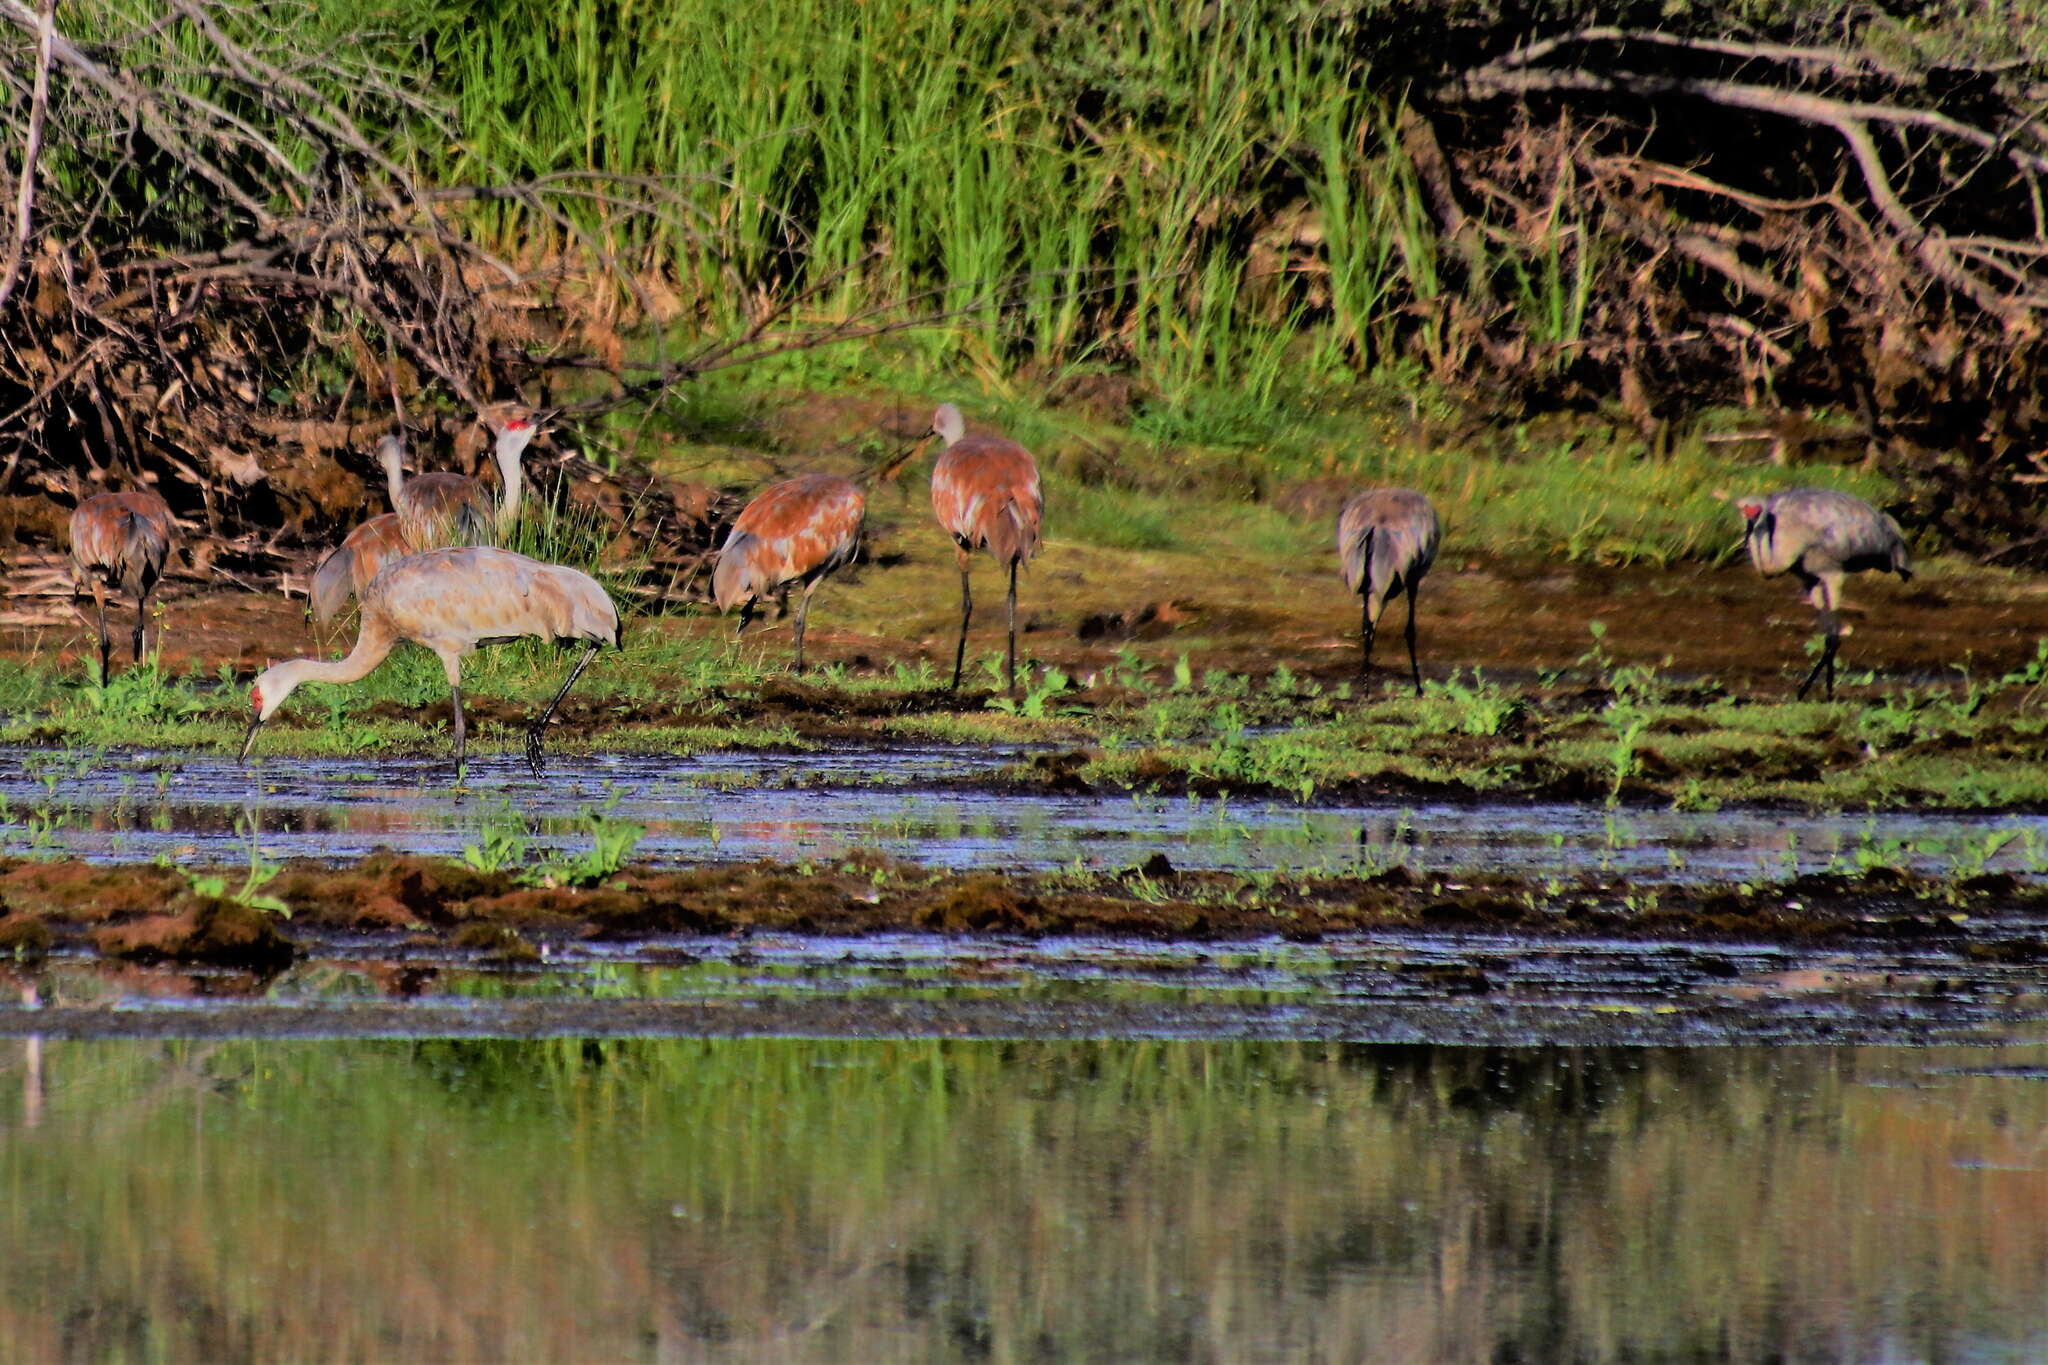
[987,667,1074,720]
[530,810,646,889]
[72,658,209,728]
[1420,671,1517,736]
[185,822,291,918]
[1996,639,2048,700]
[462,800,534,875]
[1605,713,1650,807]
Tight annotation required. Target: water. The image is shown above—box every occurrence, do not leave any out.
[9,746,2043,880]
[2,1036,2044,1363]
[5,742,2047,1359]
[7,931,2045,1046]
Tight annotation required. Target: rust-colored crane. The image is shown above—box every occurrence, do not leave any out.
[313,418,540,625]
[377,417,538,550]
[243,545,620,778]
[69,490,176,679]
[713,473,865,673]
[1337,488,1440,695]
[1737,487,1912,700]
[929,403,1043,695]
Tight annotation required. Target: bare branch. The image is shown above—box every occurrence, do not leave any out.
[1492,27,1905,81]
[0,0,53,313]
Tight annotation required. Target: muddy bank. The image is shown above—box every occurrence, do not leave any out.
[7,547,2047,699]
[1,852,2042,973]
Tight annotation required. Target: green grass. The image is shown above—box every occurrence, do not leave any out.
[1057,485,1181,552]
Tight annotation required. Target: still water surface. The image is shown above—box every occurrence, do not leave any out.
[11,746,2044,880]
[2,1037,2045,1362]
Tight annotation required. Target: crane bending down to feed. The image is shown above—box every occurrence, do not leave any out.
[243,546,620,779]
[377,417,538,550]
[70,490,176,680]
[1337,488,1440,695]
[929,403,1043,695]
[713,474,865,673]
[314,418,541,625]
[1737,487,1912,701]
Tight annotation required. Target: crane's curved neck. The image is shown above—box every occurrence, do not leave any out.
[263,615,399,715]
[494,430,529,535]
[378,441,406,510]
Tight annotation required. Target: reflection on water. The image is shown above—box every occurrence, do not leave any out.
[8,746,2046,879]
[1,1037,2044,1362]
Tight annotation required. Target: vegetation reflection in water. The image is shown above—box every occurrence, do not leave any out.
[2,1039,2046,1362]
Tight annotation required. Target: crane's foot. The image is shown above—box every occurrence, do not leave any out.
[524,726,547,781]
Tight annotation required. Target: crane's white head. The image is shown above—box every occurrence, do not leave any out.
[240,660,315,759]
[930,403,965,446]
[494,417,538,461]
[375,434,404,472]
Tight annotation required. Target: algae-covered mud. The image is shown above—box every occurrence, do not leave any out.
[3,1038,2047,1361]
[3,822,2047,1044]
[0,741,2044,1038]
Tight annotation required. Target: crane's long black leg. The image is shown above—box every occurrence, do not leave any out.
[950,554,973,692]
[92,582,110,683]
[1358,593,1376,684]
[792,582,817,675]
[1796,579,1843,702]
[132,588,147,664]
[449,684,466,776]
[1404,580,1423,697]
[527,643,599,780]
[734,598,756,637]
[1796,612,1840,701]
[1005,559,1019,698]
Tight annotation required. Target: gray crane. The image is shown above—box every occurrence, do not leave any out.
[1736,487,1912,700]
[1337,488,1440,694]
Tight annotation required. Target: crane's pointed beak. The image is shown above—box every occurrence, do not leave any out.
[239,716,261,763]
[875,434,931,485]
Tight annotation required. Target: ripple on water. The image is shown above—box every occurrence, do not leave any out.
[2,745,2042,881]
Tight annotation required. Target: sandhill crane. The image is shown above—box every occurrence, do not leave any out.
[377,417,538,549]
[1337,488,1440,695]
[714,473,865,673]
[243,546,620,779]
[70,490,176,680]
[929,403,1043,695]
[313,418,541,625]
[1736,487,1912,700]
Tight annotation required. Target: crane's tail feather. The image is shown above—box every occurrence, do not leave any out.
[455,498,493,547]
[710,532,758,612]
[1339,524,1375,596]
[116,510,170,597]
[984,499,1040,567]
[310,544,355,625]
